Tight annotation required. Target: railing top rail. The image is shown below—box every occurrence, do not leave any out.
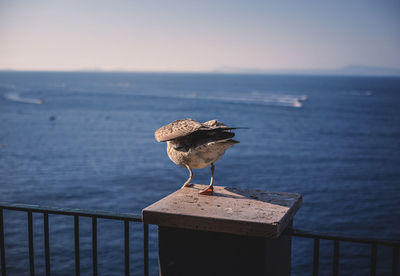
[286,228,400,247]
[1,201,399,247]
[0,202,142,222]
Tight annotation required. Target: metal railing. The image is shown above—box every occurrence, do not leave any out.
[285,228,400,276]
[1,202,399,276]
[0,202,148,276]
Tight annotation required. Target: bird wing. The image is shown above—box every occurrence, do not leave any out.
[154,119,204,142]
[173,127,237,151]
[154,118,240,146]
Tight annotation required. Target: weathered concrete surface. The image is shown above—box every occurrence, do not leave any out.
[142,184,302,237]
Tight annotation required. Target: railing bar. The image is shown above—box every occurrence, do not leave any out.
[0,203,141,222]
[1,202,400,246]
[44,213,50,276]
[144,224,149,276]
[124,220,130,276]
[28,212,35,276]
[287,228,400,247]
[393,246,399,276]
[370,243,377,276]
[313,238,319,276]
[0,209,6,276]
[74,215,80,276]
[92,217,98,276]
[333,240,339,276]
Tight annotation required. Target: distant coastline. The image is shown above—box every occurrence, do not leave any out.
[1,65,400,77]
[212,65,400,77]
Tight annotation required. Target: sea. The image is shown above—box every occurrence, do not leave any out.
[0,71,399,275]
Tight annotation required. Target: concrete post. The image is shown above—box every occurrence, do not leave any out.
[142,185,302,276]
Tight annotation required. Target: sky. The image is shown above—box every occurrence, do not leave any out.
[0,0,399,72]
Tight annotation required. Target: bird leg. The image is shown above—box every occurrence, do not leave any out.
[199,163,214,195]
[182,165,194,188]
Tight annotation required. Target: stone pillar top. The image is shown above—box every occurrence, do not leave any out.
[142,184,302,238]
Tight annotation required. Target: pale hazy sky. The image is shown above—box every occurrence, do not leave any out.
[1,0,399,72]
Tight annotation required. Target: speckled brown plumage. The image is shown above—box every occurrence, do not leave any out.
[154,118,240,195]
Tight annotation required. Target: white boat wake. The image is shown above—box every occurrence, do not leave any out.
[180,91,308,108]
[4,93,43,105]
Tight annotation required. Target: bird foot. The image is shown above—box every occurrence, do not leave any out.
[199,186,213,195]
[182,182,194,188]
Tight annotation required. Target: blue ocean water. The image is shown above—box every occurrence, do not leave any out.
[0,71,399,275]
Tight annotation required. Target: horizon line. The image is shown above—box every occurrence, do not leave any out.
[1,68,400,78]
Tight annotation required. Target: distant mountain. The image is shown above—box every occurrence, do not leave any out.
[213,65,400,77]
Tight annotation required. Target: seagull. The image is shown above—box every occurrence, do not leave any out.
[154,119,240,195]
